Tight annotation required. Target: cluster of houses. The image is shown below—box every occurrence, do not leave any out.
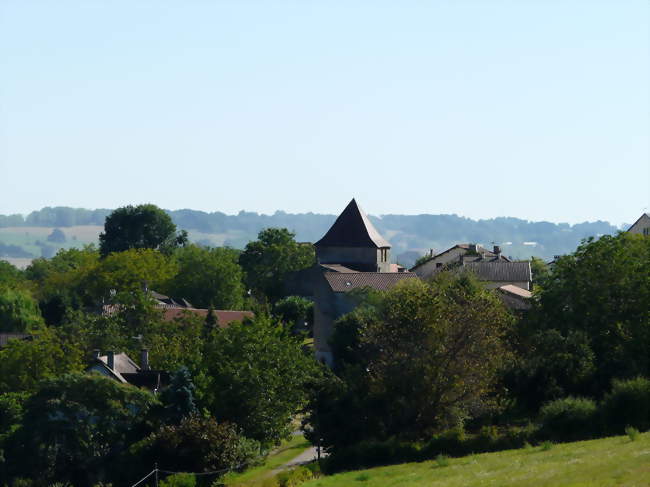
[292,199,534,364]
[3,203,649,390]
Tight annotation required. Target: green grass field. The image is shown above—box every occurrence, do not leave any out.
[303,432,650,487]
[223,434,312,486]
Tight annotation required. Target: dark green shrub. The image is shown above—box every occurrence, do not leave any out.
[539,397,598,441]
[540,440,553,451]
[420,426,466,458]
[501,424,537,450]
[601,377,650,434]
[472,425,501,451]
[323,438,420,472]
[275,466,314,487]
[625,426,640,441]
[434,454,450,467]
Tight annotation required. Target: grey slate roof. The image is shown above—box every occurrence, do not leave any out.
[315,199,391,249]
[410,243,511,271]
[98,353,140,374]
[324,272,417,292]
[462,261,531,282]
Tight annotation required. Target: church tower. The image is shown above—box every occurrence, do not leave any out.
[315,199,392,272]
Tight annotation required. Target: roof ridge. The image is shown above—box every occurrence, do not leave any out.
[315,199,391,249]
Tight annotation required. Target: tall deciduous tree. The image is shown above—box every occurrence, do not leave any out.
[239,228,315,302]
[93,248,178,301]
[130,415,258,479]
[0,286,43,332]
[165,244,245,309]
[202,315,320,447]
[25,246,100,325]
[507,232,650,408]
[305,275,513,448]
[0,327,84,394]
[99,204,187,257]
[5,373,157,486]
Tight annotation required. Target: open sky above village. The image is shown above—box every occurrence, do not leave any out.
[1,1,648,225]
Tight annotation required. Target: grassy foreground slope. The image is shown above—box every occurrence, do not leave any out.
[223,434,311,485]
[304,432,650,487]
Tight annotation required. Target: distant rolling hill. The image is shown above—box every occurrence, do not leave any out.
[0,207,623,268]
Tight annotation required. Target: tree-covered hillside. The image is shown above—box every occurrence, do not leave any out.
[0,206,622,264]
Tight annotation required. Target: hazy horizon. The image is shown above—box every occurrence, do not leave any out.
[0,203,634,229]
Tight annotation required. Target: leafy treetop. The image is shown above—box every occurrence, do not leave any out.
[99,204,188,257]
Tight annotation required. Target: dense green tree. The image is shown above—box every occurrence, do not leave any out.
[509,233,650,408]
[0,287,44,332]
[131,415,258,480]
[0,328,84,394]
[0,392,27,481]
[239,228,315,301]
[204,305,218,336]
[25,246,100,325]
[273,295,313,334]
[25,245,99,284]
[202,315,320,447]
[0,261,24,287]
[503,329,596,412]
[5,373,157,486]
[305,275,513,448]
[165,244,245,309]
[160,367,198,424]
[529,256,550,289]
[93,248,178,302]
[99,204,188,257]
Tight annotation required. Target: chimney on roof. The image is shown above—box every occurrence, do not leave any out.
[93,349,101,360]
[107,351,115,370]
[493,245,501,256]
[140,349,150,371]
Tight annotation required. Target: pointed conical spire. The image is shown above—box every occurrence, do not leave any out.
[315,199,391,249]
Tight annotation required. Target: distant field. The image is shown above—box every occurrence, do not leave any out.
[0,225,103,242]
[304,432,650,487]
[186,229,250,248]
[0,226,103,260]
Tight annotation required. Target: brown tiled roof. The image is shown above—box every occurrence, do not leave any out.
[315,199,391,249]
[162,308,254,327]
[102,298,252,328]
[324,272,417,292]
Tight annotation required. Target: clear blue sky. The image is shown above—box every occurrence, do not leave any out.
[1,1,648,225]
